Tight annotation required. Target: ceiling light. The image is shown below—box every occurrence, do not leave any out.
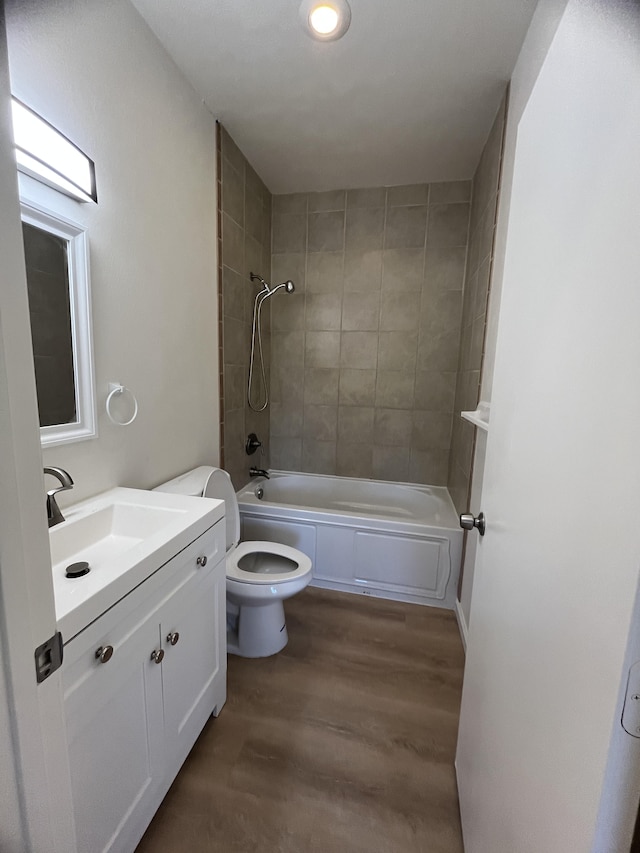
[300,0,351,42]
[10,98,97,203]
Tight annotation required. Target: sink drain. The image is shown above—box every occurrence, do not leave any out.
[66,561,90,578]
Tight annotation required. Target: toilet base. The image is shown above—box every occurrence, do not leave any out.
[227,600,289,658]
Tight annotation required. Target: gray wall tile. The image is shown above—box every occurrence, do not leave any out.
[386,183,429,207]
[448,92,507,512]
[219,126,273,488]
[345,207,385,251]
[308,190,346,212]
[307,252,344,292]
[337,442,373,478]
[409,449,450,485]
[379,292,421,331]
[271,292,305,331]
[272,213,307,254]
[340,331,378,369]
[341,292,380,331]
[302,438,336,474]
[308,211,345,252]
[271,402,303,437]
[270,436,302,470]
[384,206,427,249]
[304,404,338,441]
[273,193,308,214]
[222,157,244,227]
[220,126,245,175]
[346,187,386,208]
[429,181,472,204]
[222,265,245,321]
[412,411,453,450]
[344,250,383,292]
[339,369,376,406]
[426,204,470,248]
[270,177,473,484]
[377,331,418,371]
[382,248,425,292]
[338,405,374,444]
[271,365,304,404]
[222,212,244,273]
[374,408,413,446]
[272,330,305,365]
[272,253,306,292]
[414,370,457,411]
[424,247,467,291]
[304,368,339,405]
[375,371,415,408]
[305,331,341,367]
[373,446,410,481]
[305,293,342,330]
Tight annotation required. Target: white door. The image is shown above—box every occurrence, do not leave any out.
[456,2,640,851]
[0,19,77,853]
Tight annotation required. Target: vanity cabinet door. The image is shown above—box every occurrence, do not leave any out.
[160,553,226,776]
[63,604,165,853]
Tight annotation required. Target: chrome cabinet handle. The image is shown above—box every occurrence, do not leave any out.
[166,631,180,646]
[95,645,114,664]
[459,512,486,536]
[196,555,207,567]
[150,648,164,664]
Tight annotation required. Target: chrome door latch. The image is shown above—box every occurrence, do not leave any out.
[459,512,486,536]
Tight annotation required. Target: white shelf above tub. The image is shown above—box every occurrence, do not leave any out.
[461,401,490,432]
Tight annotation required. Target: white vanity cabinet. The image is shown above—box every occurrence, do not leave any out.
[62,521,226,853]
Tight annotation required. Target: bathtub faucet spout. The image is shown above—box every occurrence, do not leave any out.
[249,467,270,479]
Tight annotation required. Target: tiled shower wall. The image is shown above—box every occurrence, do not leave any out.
[218,125,272,489]
[269,183,471,484]
[448,94,508,512]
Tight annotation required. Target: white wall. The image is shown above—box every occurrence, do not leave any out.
[5,0,219,505]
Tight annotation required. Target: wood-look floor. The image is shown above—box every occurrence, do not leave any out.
[136,587,465,853]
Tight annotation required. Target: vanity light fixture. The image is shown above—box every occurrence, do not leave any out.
[300,0,351,42]
[11,98,97,203]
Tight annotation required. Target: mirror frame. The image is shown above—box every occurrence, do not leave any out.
[20,197,97,447]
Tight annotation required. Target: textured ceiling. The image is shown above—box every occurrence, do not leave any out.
[131,0,538,193]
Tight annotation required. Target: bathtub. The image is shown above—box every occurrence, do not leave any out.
[237,471,462,610]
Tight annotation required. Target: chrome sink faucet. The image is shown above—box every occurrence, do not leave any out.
[44,467,74,527]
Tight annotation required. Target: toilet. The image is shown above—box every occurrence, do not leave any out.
[153,466,312,658]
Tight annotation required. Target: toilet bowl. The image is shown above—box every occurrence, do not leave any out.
[153,466,312,658]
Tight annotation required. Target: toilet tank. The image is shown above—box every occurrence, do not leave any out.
[153,466,239,552]
[153,466,214,498]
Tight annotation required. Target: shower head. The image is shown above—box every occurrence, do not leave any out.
[264,279,296,298]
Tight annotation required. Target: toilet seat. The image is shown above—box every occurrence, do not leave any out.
[227,540,312,585]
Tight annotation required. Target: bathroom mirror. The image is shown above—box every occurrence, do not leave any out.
[20,198,96,447]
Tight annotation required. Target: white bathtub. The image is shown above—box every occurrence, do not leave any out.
[237,471,462,609]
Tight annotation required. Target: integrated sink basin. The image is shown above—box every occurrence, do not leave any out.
[50,487,224,641]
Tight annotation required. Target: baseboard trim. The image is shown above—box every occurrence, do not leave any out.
[455,598,468,653]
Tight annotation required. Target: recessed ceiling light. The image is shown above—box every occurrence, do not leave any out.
[300,0,351,42]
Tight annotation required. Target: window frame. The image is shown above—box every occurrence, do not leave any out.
[20,196,97,447]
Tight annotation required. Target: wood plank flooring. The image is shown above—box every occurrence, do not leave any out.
[136,587,465,853]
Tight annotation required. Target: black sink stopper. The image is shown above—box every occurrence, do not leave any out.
[65,561,90,578]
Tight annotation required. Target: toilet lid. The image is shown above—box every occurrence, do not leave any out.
[203,468,240,551]
[227,540,312,584]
